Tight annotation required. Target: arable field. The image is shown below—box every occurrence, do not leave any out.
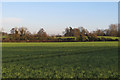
[97,36,119,40]
[2,42,118,78]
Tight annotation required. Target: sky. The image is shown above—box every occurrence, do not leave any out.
[2,2,118,35]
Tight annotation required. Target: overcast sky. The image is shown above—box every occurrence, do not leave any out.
[2,2,118,35]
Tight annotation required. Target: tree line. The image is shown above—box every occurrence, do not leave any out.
[1,24,119,42]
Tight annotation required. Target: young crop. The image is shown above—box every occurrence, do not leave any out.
[2,42,119,78]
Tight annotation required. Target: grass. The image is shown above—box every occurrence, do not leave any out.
[2,42,119,78]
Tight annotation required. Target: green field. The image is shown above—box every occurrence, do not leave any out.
[2,42,119,78]
[97,36,119,40]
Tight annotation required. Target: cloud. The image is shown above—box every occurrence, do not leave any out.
[2,17,23,25]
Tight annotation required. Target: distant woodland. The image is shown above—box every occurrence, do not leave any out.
[1,24,120,42]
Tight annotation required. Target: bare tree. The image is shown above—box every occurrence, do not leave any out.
[37,28,47,40]
[109,24,118,36]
